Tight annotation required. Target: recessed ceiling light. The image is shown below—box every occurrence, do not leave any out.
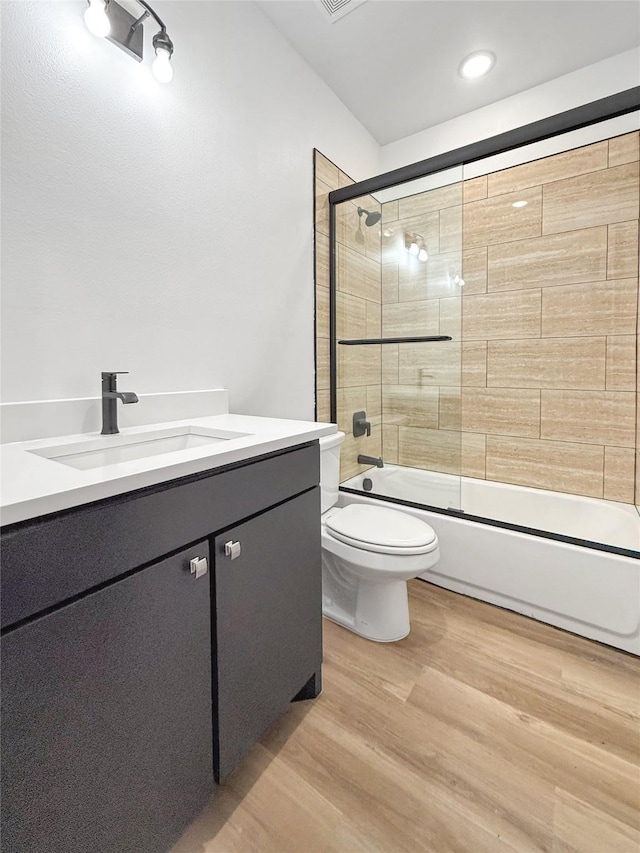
[512,200,528,208]
[459,51,496,80]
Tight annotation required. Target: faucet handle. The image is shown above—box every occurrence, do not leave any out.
[353,410,372,438]
[102,371,129,385]
[101,371,130,392]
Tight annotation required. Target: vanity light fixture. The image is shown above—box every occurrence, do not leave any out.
[405,233,428,262]
[84,0,174,83]
[512,200,528,208]
[459,50,495,80]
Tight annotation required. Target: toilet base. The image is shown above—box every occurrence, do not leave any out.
[322,557,412,642]
[323,610,409,643]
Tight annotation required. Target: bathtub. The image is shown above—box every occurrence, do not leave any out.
[341,465,640,655]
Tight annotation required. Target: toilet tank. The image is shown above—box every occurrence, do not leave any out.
[319,431,345,513]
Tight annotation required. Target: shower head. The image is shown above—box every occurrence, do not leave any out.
[357,207,381,227]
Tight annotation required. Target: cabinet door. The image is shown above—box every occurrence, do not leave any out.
[1,543,213,853]
[214,487,322,781]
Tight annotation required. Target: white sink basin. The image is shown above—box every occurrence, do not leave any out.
[29,426,251,470]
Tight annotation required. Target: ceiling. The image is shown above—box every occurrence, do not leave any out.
[257,0,640,145]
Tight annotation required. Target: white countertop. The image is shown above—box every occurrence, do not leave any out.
[1,414,337,525]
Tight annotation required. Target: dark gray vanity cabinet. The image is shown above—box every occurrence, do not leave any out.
[0,441,322,853]
[1,542,213,853]
[214,487,322,780]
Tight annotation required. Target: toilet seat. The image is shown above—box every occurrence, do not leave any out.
[325,504,438,556]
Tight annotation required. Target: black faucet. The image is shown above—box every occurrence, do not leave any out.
[357,454,384,468]
[101,372,139,435]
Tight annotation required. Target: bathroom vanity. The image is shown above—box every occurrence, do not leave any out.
[0,413,335,853]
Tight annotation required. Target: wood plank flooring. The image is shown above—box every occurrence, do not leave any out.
[171,581,640,853]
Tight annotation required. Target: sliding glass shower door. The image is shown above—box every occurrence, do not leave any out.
[325,113,639,555]
[333,167,464,512]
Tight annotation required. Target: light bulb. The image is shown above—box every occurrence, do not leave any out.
[418,247,428,262]
[459,51,495,80]
[152,46,174,83]
[84,0,110,38]
[512,200,528,208]
[408,242,419,256]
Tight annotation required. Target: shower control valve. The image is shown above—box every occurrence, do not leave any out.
[353,411,371,438]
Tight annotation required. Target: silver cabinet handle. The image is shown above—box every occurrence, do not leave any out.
[189,556,208,579]
[224,541,242,560]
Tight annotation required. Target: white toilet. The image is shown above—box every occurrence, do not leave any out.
[320,431,440,642]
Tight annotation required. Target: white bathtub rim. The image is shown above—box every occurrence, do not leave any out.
[342,466,640,556]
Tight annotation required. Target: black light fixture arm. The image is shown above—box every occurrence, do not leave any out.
[127,0,174,55]
[133,0,168,32]
[129,9,150,32]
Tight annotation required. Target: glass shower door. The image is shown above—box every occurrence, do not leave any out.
[333,167,463,512]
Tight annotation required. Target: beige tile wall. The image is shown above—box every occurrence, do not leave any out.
[314,150,335,421]
[637,240,640,505]
[380,176,465,477]
[314,151,382,481]
[378,133,638,502]
[468,133,638,501]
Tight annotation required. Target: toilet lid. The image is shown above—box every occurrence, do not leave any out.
[326,504,437,553]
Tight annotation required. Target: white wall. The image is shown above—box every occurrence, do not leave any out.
[1,0,380,419]
[380,48,640,172]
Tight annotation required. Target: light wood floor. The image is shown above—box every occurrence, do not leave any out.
[172,581,640,853]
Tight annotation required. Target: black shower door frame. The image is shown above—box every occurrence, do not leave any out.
[326,86,640,558]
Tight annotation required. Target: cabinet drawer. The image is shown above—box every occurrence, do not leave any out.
[1,442,319,628]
